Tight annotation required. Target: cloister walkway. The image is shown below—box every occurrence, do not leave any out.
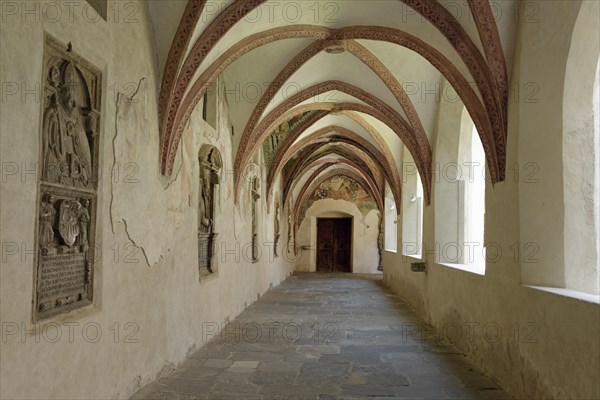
[132,273,512,399]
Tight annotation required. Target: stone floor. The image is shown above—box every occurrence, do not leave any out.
[131,273,512,400]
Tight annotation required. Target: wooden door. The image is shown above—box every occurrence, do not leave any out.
[317,218,352,272]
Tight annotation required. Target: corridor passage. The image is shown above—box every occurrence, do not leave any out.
[132,274,511,399]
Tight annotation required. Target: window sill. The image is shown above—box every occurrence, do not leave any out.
[384,249,397,254]
[524,285,600,304]
[402,253,423,261]
[438,262,486,276]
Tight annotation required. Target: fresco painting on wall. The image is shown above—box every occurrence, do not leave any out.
[262,111,316,167]
[304,175,376,219]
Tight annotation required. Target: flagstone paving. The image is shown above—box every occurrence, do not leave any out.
[131,273,512,399]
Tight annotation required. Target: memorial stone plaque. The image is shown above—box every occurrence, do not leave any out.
[34,35,101,320]
[198,146,221,276]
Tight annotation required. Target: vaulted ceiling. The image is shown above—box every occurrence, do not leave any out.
[147,0,517,211]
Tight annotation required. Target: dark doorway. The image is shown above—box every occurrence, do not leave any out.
[316,218,352,272]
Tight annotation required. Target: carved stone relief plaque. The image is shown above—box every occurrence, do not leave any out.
[251,177,260,263]
[273,199,280,258]
[286,205,294,255]
[34,35,101,321]
[198,145,222,276]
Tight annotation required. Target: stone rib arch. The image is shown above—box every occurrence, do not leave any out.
[236,100,421,203]
[271,134,387,199]
[235,101,399,202]
[399,0,506,141]
[285,145,388,223]
[160,0,507,173]
[282,144,387,209]
[160,25,502,187]
[241,39,429,165]
[283,159,378,216]
[344,41,428,144]
[161,0,269,138]
[290,143,385,188]
[292,153,382,193]
[234,80,429,203]
[158,0,207,125]
[292,159,384,212]
[244,80,422,162]
[266,125,401,210]
[284,155,384,222]
[467,0,509,123]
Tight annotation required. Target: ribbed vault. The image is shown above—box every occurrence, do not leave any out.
[152,0,511,226]
[267,126,400,208]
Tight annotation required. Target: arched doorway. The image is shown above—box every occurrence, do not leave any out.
[316,217,353,273]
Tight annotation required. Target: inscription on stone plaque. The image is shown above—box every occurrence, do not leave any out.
[34,35,101,320]
[38,253,88,311]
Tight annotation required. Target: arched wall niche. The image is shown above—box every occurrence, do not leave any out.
[433,102,486,273]
[400,147,424,259]
[197,144,223,276]
[434,81,464,260]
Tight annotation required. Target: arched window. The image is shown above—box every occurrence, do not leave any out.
[401,147,424,258]
[461,121,486,273]
[384,184,397,253]
[518,1,599,300]
[435,106,486,275]
[561,1,600,295]
[198,145,222,276]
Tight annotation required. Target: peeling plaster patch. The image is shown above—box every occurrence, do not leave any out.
[111,78,146,233]
[111,78,187,266]
[121,218,153,267]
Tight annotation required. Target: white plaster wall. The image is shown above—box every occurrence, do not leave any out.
[383,3,600,399]
[295,199,380,274]
[0,4,294,399]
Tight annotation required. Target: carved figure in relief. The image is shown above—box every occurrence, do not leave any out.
[39,194,57,251]
[251,177,260,261]
[274,201,280,257]
[77,199,90,248]
[43,67,62,182]
[42,62,92,188]
[287,209,292,249]
[274,201,280,236]
[377,222,384,270]
[198,167,212,232]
